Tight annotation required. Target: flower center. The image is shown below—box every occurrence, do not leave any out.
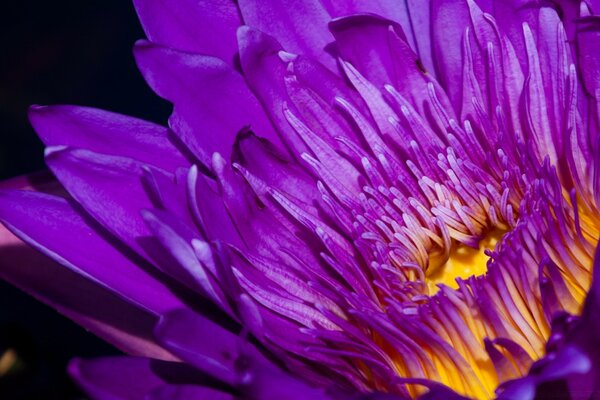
[426,229,506,294]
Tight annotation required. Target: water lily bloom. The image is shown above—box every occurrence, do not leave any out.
[2,0,600,398]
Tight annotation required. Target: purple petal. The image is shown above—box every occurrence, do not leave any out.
[154,308,271,385]
[329,14,409,88]
[320,0,434,74]
[45,147,172,259]
[147,385,234,400]
[237,27,310,156]
[133,0,241,64]
[141,209,232,313]
[187,166,244,246]
[238,358,335,400]
[70,356,214,400]
[329,14,449,119]
[29,105,188,172]
[134,41,281,167]
[0,223,171,360]
[0,190,183,316]
[576,14,600,98]
[430,0,470,108]
[69,356,166,399]
[237,0,336,71]
[232,130,320,206]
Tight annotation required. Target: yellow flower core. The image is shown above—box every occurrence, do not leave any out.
[417,230,508,399]
[426,229,506,294]
[399,197,599,400]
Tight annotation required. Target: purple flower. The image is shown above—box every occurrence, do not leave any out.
[1,0,600,398]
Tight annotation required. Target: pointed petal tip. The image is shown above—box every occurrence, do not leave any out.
[44,145,69,158]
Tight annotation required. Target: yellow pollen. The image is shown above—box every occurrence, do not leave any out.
[426,229,506,294]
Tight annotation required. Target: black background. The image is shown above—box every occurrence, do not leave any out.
[0,2,170,398]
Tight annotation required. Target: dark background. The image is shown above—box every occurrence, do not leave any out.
[0,2,170,398]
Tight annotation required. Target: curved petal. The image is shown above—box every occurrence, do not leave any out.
[237,0,336,71]
[134,41,281,167]
[141,209,232,313]
[29,105,189,172]
[69,356,214,400]
[329,13,450,119]
[0,223,171,360]
[0,189,183,316]
[147,385,234,400]
[154,308,273,385]
[430,0,470,108]
[133,0,241,64]
[45,146,174,259]
[320,0,434,74]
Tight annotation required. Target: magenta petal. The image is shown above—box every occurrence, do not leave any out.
[141,209,232,313]
[70,356,213,400]
[239,359,335,400]
[320,0,434,73]
[187,166,243,247]
[0,190,183,316]
[237,26,310,156]
[132,0,241,64]
[134,41,281,167]
[45,147,172,259]
[147,385,234,400]
[430,0,469,107]
[237,0,336,71]
[154,308,271,385]
[0,223,171,360]
[233,131,320,206]
[29,105,188,173]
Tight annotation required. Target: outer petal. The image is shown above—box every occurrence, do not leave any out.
[232,131,320,206]
[29,105,189,172]
[237,0,336,70]
[238,358,336,400]
[147,385,234,400]
[576,14,600,98]
[187,166,244,246]
[134,41,281,167]
[154,308,272,385]
[0,223,170,360]
[69,356,217,400]
[133,0,241,64]
[329,14,409,89]
[45,147,173,259]
[0,190,182,316]
[320,0,434,74]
